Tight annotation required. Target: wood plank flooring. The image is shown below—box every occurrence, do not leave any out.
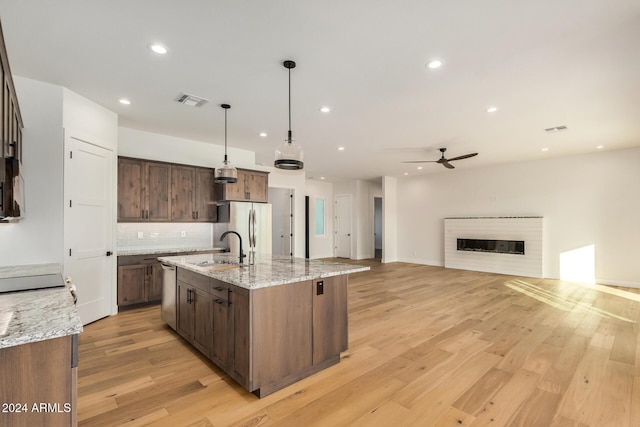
[78,260,640,426]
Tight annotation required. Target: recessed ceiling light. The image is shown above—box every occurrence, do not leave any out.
[596,145,604,149]
[486,106,498,113]
[320,106,331,113]
[119,98,131,105]
[259,132,267,137]
[417,166,423,170]
[338,147,345,151]
[149,44,168,55]
[320,177,325,180]
[404,172,409,176]
[541,147,549,152]
[426,59,443,69]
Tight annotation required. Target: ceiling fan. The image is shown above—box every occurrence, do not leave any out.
[403,147,478,169]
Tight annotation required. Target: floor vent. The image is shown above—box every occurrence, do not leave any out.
[176,93,209,107]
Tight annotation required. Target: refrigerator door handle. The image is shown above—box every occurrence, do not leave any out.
[252,209,257,249]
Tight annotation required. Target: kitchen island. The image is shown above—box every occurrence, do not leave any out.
[158,253,369,397]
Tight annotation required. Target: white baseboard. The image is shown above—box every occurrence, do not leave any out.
[596,278,640,289]
[396,257,443,267]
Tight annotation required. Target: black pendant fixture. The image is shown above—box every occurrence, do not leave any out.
[214,104,238,184]
[274,60,304,170]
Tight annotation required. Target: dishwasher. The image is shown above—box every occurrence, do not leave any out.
[160,263,177,330]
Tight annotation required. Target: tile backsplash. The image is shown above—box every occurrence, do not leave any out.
[118,223,216,251]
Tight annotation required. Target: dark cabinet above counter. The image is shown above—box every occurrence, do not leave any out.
[118,157,269,223]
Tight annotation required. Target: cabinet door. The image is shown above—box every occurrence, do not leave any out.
[117,265,147,306]
[118,158,145,221]
[245,171,269,202]
[145,161,171,221]
[192,288,213,357]
[176,282,194,340]
[195,167,216,221]
[215,169,247,201]
[312,276,348,364]
[147,263,163,302]
[211,296,230,367]
[171,165,196,221]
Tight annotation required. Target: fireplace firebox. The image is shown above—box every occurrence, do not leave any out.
[456,238,525,255]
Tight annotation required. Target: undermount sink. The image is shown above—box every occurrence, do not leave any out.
[203,264,241,271]
[193,260,244,270]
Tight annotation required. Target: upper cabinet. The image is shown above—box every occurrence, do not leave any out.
[117,156,217,223]
[0,20,24,220]
[118,157,171,222]
[214,168,269,203]
[170,165,216,222]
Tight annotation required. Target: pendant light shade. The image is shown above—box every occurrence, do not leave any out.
[215,104,238,184]
[274,60,304,170]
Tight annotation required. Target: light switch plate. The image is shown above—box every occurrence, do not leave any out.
[137,231,143,239]
[181,231,187,237]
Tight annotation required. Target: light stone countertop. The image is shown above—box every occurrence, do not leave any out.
[117,247,227,256]
[0,264,83,349]
[158,253,370,290]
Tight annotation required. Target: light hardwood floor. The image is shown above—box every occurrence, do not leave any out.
[78,260,640,426]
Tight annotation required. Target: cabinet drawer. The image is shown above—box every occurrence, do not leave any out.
[177,268,211,293]
[211,279,229,299]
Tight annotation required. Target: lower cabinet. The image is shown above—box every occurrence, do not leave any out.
[0,335,77,427]
[117,257,162,307]
[177,281,213,357]
[173,268,348,397]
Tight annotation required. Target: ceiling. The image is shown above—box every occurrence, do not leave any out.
[1,1,639,182]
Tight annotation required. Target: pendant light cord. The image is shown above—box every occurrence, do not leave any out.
[224,107,228,162]
[288,66,292,144]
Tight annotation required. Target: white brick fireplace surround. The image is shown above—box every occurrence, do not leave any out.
[444,217,544,278]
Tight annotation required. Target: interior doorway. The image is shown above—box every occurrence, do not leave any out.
[64,131,114,325]
[335,194,352,258]
[269,187,294,256]
[374,197,382,259]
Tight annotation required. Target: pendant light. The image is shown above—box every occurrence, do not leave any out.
[274,60,304,170]
[214,104,238,184]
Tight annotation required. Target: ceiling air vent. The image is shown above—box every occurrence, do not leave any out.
[176,93,209,107]
[545,125,568,133]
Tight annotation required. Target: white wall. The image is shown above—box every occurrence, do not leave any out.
[118,127,255,168]
[306,179,334,259]
[0,77,64,266]
[396,147,640,286]
[382,176,398,263]
[63,89,118,145]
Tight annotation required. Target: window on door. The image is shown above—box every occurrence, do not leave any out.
[315,198,325,236]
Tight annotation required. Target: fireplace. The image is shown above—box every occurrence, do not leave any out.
[444,217,543,278]
[457,238,525,255]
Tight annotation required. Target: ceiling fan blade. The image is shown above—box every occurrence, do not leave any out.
[443,161,455,169]
[402,160,439,163]
[447,153,478,162]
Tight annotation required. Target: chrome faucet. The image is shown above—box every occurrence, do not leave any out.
[220,231,246,264]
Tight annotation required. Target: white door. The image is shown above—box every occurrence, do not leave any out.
[269,188,293,256]
[64,132,114,325]
[335,195,352,258]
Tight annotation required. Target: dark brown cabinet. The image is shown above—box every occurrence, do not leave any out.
[214,168,269,203]
[177,275,213,358]
[118,157,171,222]
[117,255,164,307]
[171,268,348,397]
[0,335,77,427]
[171,165,217,222]
[1,22,24,220]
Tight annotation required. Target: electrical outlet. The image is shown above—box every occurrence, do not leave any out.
[137,231,143,239]
[180,231,187,238]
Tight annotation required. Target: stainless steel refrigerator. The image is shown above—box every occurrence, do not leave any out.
[218,202,272,256]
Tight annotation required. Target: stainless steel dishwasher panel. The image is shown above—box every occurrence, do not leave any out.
[160,263,177,330]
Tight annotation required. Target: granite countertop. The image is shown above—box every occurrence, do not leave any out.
[158,253,370,290]
[118,247,227,256]
[0,264,83,349]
